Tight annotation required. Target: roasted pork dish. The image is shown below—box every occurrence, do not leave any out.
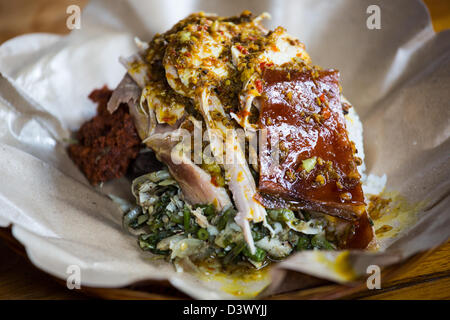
[69,11,375,271]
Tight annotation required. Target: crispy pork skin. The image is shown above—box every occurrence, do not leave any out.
[257,67,373,248]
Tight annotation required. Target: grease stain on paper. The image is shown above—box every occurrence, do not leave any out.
[196,264,271,298]
[367,191,426,241]
[314,251,357,282]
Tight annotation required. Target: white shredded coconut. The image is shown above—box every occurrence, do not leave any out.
[345,101,386,197]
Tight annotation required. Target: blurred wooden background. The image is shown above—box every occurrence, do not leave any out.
[0,0,449,300]
[0,0,449,44]
[0,0,88,43]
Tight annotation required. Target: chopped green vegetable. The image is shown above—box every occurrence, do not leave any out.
[197,228,209,240]
[123,206,142,231]
[243,246,266,262]
[179,31,191,43]
[170,213,183,224]
[251,229,265,242]
[211,20,219,32]
[216,250,226,258]
[201,162,225,187]
[136,214,149,225]
[296,234,312,251]
[268,208,295,222]
[158,178,177,186]
[217,207,237,230]
[194,204,215,216]
[201,162,221,175]
[183,205,191,232]
[311,234,335,250]
[223,241,246,265]
[302,157,317,173]
[138,232,172,255]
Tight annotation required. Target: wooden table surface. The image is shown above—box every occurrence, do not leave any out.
[0,0,449,300]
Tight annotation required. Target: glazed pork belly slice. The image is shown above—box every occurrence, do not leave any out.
[256,67,373,248]
[107,75,232,211]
